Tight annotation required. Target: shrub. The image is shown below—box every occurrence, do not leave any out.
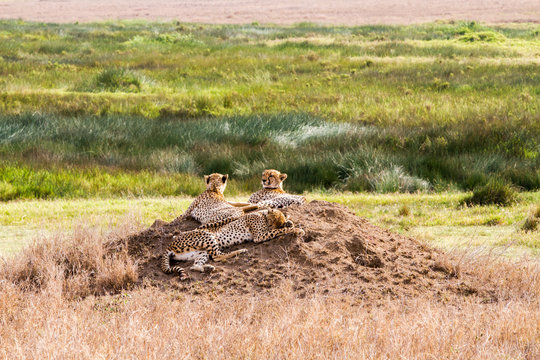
[462,179,517,206]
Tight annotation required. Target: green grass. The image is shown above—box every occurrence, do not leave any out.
[0,112,538,198]
[0,20,539,197]
[1,192,538,257]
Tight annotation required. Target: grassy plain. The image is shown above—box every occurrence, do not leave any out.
[1,20,539,197]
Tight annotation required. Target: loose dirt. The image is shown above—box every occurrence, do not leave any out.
[127,200,495,301]
[1,0,538,24]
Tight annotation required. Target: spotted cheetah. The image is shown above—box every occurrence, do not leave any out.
[179,173,259,225]
[248,169,306,208]
[161,209,304,279]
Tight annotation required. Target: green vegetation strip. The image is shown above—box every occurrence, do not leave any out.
[0,111,538,198]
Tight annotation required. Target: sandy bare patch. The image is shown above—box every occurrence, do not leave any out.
[0,0,539,24]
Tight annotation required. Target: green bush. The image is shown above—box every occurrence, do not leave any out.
[0,181,17,201]
[462,179,518,207]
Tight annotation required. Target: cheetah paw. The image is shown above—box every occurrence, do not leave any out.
[284,220,294,228]
[294,228,305,237]
[203,264,215,273]
[190,264,205,273]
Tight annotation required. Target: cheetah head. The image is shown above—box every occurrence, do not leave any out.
[265,209,290,229]
[261,169,287,190]
[204,173,228,193]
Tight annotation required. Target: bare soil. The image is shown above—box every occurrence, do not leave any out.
[1,0,538,24]
[127,200,496,302]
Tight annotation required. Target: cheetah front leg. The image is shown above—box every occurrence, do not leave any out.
[252,227,305,243]
[209,245,248,262]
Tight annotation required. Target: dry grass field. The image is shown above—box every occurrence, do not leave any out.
[1,199,539,359]
[0,213,538,359]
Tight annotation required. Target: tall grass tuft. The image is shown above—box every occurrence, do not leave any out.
[521,204,540,232]
[463,179,518,207]
[0,218,139,299]
[78,68,146,93]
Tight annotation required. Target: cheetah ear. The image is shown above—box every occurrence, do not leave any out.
[222,174,229,182]
[204,175,210,184]
[279,173,288,181]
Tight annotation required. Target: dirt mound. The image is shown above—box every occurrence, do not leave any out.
[127,201,492,301]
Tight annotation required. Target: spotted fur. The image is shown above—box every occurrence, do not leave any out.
[161,209,304,279]
[180,173,259,225]
[248,169,306,208]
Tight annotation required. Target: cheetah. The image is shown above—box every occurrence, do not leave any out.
[161,209,304,279]
[248,169,306,209]
[179,173,259,225]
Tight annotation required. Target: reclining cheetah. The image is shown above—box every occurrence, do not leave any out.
[179,173,259,225]
[161,209,304,279]
[248,169,306,208]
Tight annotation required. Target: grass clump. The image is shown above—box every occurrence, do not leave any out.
[85,68,145,93]
[463,179,518,207]
[398,204,410,217]
[458,31,506,43]
[521,204,540,232]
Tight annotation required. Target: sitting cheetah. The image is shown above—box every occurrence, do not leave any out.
[179,173,259,225]
[161,209,304,279]
[248,169,306,208]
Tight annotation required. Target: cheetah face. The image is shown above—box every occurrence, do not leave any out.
[261,169,287,190]
[204,173,228,193]
[266,209,288,229]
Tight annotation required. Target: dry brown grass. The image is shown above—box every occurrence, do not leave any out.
[1,218,539,359]
[0,217,140,300]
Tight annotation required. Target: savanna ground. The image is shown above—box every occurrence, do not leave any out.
[0,19,539,359]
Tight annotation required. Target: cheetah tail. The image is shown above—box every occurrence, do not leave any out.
[161,251,187,279]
